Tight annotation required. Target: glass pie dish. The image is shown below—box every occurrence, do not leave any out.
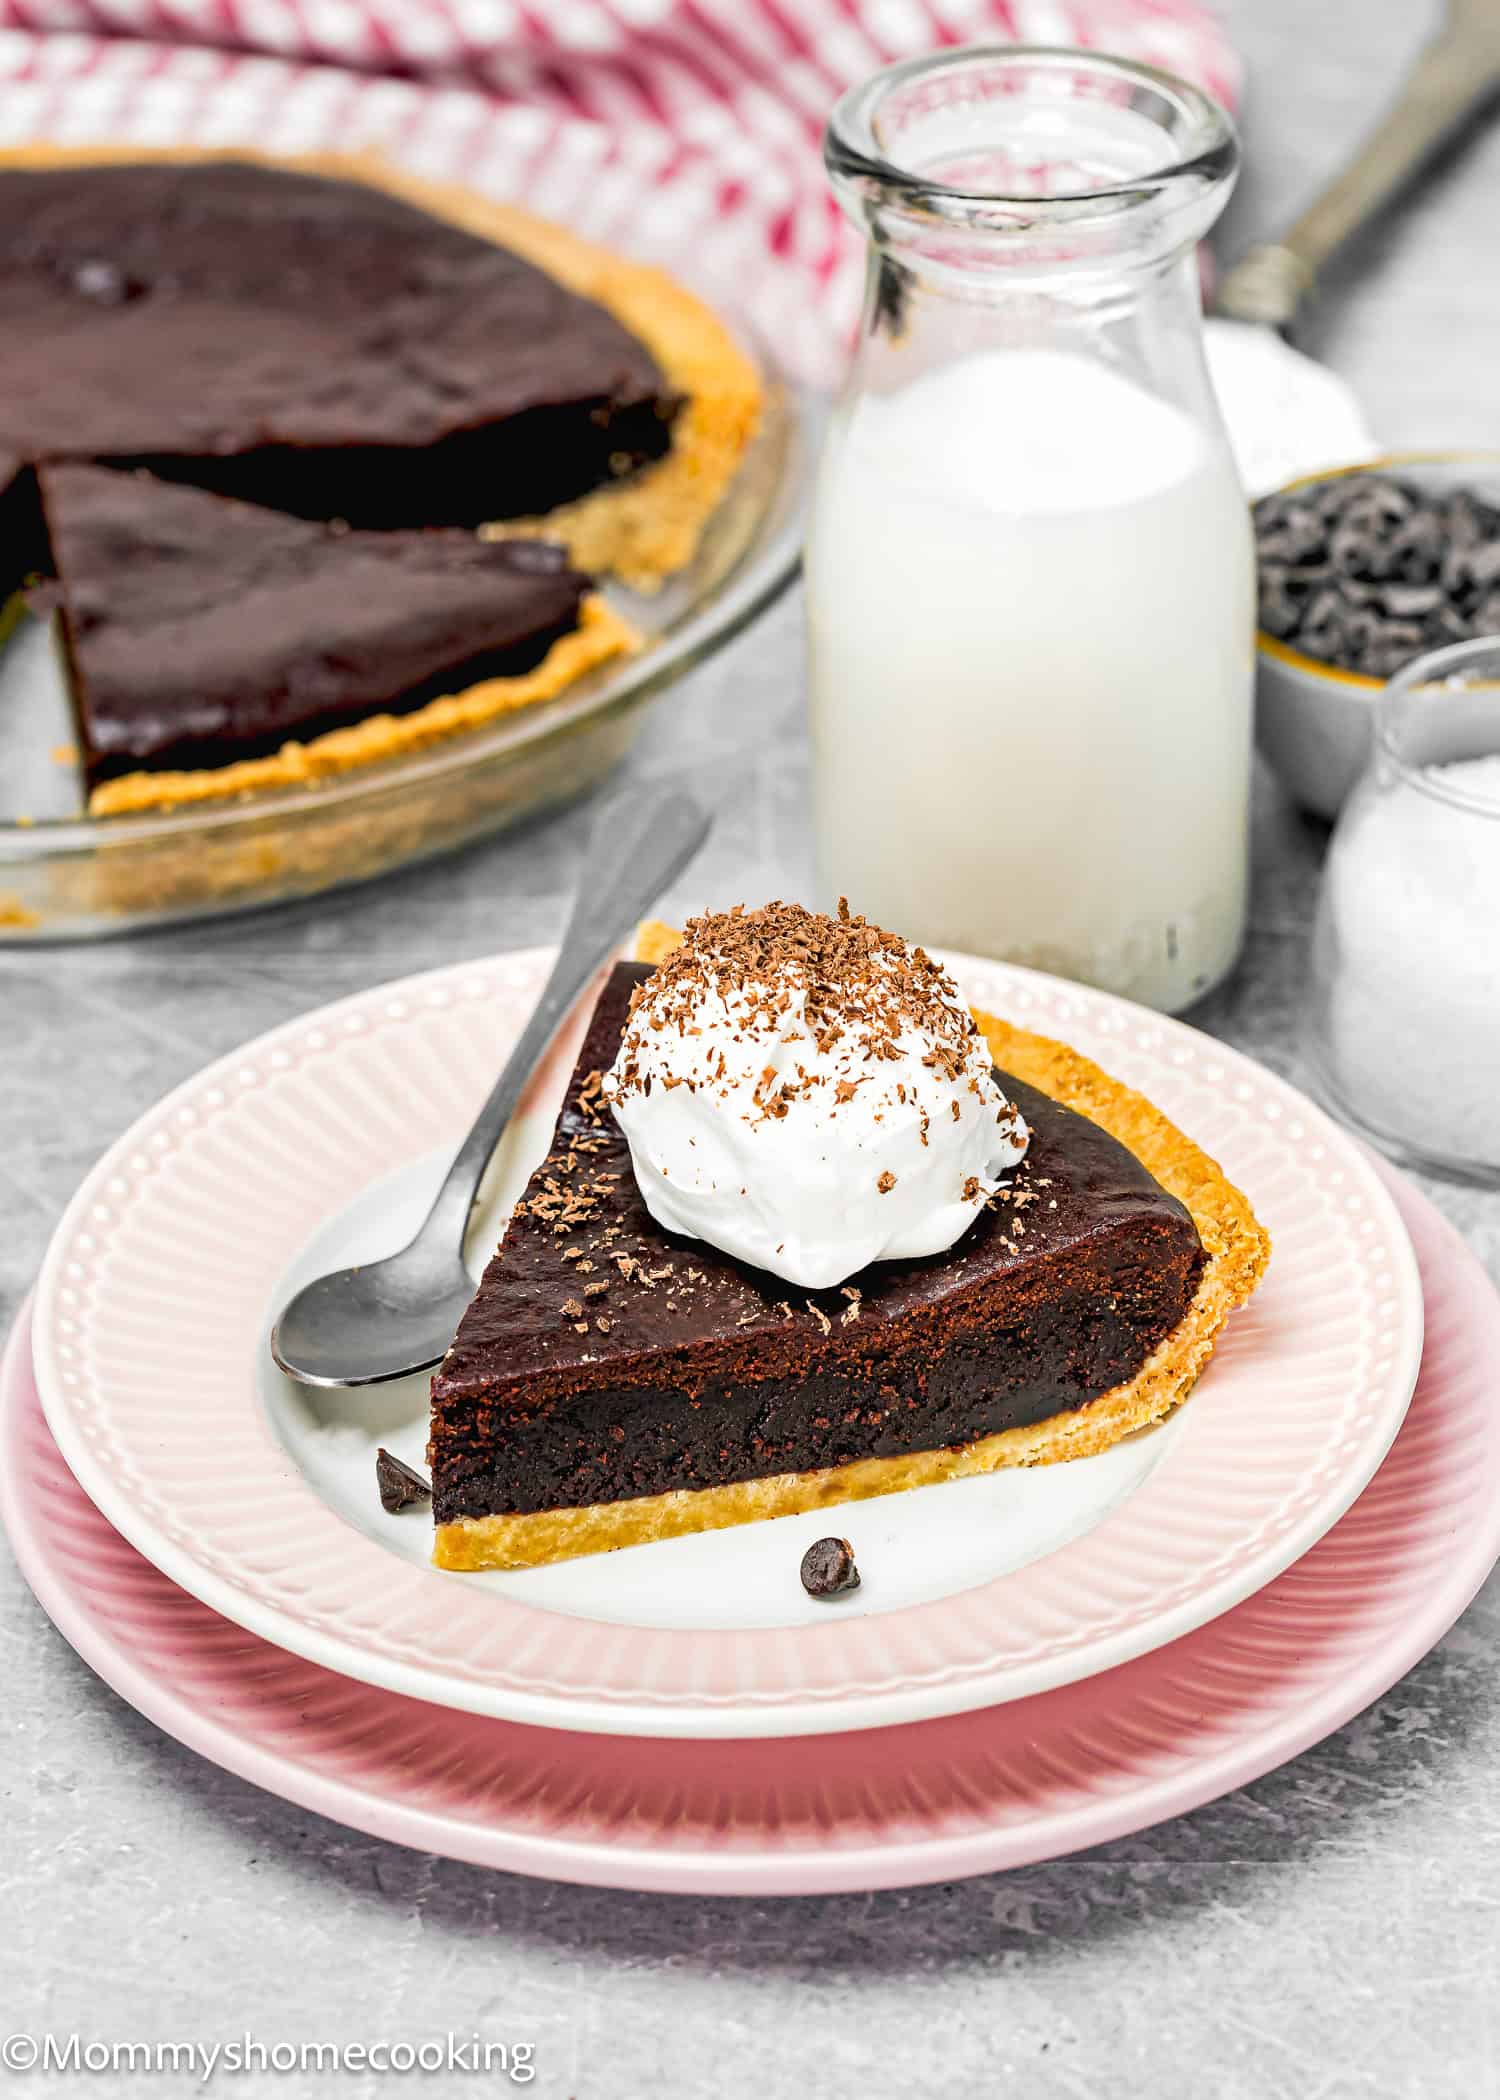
[0,339,810,943]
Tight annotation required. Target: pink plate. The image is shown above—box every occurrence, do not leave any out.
[27,946,1423,1737]
[4,1164,1495,1894]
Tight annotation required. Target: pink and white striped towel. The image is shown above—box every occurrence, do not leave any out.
[0,1,1239,380]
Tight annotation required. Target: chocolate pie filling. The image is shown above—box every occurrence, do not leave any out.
[0,159,676,528]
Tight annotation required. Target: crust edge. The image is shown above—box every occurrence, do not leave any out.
[86,594,637,815]
[433,920,1272,1572]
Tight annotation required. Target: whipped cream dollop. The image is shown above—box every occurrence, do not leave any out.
[602,901,1029,1290]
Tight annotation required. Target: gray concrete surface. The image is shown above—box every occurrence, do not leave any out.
[4,4,1500,2094]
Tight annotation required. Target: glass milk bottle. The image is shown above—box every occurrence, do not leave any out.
[806,48,1254,1012]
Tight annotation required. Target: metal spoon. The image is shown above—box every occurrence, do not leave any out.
[270,784,711,1388]
[1216,0,1500,332]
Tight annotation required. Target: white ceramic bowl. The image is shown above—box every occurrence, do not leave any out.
[1256,452,1500,821]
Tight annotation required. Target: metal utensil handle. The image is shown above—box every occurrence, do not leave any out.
[419,783,711,1253]
[1216,1,1500,330]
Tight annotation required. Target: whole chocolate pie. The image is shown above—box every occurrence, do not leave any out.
[430,913,1269,1572]
[0,148,762,812]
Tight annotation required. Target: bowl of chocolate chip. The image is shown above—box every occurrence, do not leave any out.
[1255,453,1500,818]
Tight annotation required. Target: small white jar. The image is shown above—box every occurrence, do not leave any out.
[1306,636,1500,1183]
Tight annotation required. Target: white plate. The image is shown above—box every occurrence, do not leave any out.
[32,947,1423,1736]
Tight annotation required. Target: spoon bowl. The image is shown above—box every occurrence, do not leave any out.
[270,1249,478,1388]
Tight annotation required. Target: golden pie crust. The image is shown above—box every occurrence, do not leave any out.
[0,143,762,814]
[460,196,764,593]
[433,920,1271,1571]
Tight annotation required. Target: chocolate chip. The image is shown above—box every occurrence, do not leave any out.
[800,1536,861,1598]
[1328,522,1374,575]
[1391,515,1445,581]
[1376,620,1424,650]
[1380,583,1444,618]
[1430,603,1474,642]
[376,1447,431,1514]
[1260,583,1301,637]
[1464,541,1500,588]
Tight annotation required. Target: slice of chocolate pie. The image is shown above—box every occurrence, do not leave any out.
[39,465,636,811]
[430,909,1269,1571]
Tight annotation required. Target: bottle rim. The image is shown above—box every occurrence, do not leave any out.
[825,44,1238,235]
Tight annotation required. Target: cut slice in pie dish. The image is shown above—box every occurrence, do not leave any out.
[430,925,1270,1572]
[37,466,638,815]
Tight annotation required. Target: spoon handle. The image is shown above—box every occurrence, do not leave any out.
[1215,0,1500,331]
[419,783,712,1256]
